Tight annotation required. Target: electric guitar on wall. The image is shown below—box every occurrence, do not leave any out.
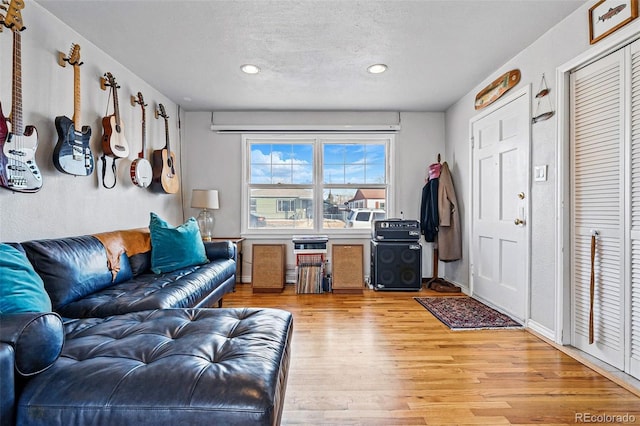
[0,12,6,188]
[151,103,179,194]
[0,103,8,189]
[0,0,42,192]
[53,43,94,176]
[129,92,152,187]
[100,72,130,158]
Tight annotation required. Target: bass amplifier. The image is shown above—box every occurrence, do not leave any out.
[372,219,420,241]
[370,240,422,291]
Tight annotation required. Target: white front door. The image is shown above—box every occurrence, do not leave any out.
[471,90,531,322]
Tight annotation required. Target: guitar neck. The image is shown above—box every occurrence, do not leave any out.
[140,108,147,156]
[113,85,121,128]
[164,118,171,153]
[11,29,23,134]
[73,63,81,129]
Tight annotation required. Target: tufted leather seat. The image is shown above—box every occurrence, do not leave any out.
[17,308,293,426]
[57,260,236,318]
[17,233,236,318]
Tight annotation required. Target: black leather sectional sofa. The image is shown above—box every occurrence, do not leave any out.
[0,230,293,425]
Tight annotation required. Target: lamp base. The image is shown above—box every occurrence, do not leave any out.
[197,209,215,241]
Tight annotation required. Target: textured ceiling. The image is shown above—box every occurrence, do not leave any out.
[35,0,587,111]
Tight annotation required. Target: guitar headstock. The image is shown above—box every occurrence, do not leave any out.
[100,72,119,91]
[1,0,25,32]
[58,43,82,68]
[0,1,4,32]
[156,103,169,121]
[131,91,147,108]
[68,44,81,66]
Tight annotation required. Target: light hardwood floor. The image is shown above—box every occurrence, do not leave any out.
[224,284,640,425]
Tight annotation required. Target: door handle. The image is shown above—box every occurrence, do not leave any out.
[514,218,525,226]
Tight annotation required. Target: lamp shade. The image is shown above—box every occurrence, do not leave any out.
[191,189,219,210]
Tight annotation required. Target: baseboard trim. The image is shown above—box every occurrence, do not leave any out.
[527,328,640,398]
[526,319,554,340]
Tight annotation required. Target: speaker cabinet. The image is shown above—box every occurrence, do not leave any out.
[332,244,364,294]
[252,244,285,293]
[371,241,422,291]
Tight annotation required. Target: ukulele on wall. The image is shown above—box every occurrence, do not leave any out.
[100,72,130,158]
[151,104,179,194]
[0,0,42,192]
[129,92,152,188]
[53,43,94,176]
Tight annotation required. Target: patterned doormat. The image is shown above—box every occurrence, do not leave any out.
[415,296,522,330]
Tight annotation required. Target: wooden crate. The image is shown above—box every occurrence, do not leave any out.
[331,244,363,294]
[251,244,286,293]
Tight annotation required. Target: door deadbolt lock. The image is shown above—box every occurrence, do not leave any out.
[514,218,525,226]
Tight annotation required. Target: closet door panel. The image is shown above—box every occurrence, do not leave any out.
[571,49,625,369]
[629,39,640,379]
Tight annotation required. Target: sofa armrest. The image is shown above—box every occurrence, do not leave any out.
[203,241,235,261]
[0,343,15,426]
[0,312,64,376]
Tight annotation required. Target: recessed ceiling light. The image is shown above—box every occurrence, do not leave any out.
[367,64,388,74]
[241,64,261,74]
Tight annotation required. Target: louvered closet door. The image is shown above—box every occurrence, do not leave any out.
[570,49,626,370]
[630,39,640,379]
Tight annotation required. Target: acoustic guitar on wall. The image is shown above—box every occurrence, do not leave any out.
[129,92,152,188]
[151,103,179,194]
[0,0,42,192]
[100,72,130,158]
[53,43,94,176]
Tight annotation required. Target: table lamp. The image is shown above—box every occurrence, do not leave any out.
[191,189,219,241]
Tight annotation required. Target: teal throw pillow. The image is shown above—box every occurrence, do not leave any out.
[0,244,52,313]
[149,213,208,274]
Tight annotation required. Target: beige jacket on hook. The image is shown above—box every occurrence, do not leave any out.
[437,161,462,261]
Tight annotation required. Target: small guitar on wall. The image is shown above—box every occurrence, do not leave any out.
[129,92,152,188]
[53,43,94,176]
[0,0,42,192]
[100,72,130,158]
[151,104,179,194]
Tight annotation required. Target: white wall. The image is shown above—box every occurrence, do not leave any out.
[444,3,640,333]
[0,3,184,241]
[182,110,445,282]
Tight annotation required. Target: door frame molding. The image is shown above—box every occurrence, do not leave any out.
[555,29,640,346]
[468,85,532,323]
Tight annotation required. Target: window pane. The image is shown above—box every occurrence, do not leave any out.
[365,163,385,183]
[323,143,386,184]
[345,165,364,183]
[251,164,272,184]
[272,165,292,184]
[322,188,386,229]
[250,142,313,184]
[250,188,314,230]
[365,144,385,163]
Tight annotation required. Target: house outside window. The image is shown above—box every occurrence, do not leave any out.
[243,134,393,234]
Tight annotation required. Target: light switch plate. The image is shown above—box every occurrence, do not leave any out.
[534,165,548,182]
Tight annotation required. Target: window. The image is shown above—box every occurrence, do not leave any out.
[277,199,296,213]
[243,134,393,233]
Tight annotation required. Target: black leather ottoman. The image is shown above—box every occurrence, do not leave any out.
[17,308,293,426]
